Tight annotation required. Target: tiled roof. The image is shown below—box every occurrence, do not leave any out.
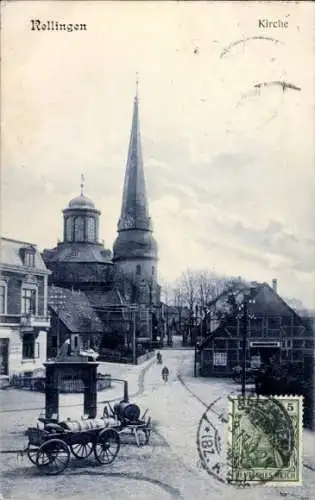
[200,282,304,349]
[48,287,104,333]
[206,282,300,318]
[85,289,126,308]
[0,237,49,272]
[42,243,112,264]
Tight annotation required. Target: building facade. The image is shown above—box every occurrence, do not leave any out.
[0,238,50,382]
[199,281,314,377]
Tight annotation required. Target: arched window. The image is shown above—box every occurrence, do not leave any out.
[65,217,73,242]
[74,216,84,242]
[136,264,141,276]
[87,217,96,242]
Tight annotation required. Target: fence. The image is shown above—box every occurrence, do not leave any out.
[9,373,112,393]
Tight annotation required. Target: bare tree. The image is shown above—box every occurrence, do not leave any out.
[164,269,248,344]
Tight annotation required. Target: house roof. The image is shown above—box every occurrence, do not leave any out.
[0,237,49,272]
[200,281,304,349]
[48,286,104,333]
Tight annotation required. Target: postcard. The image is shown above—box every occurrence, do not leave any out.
[1,1,314,499]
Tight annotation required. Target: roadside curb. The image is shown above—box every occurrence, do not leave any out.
[176,372,208,409]
[99,356,156,404]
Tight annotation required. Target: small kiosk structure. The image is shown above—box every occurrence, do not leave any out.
[44,339,99,420]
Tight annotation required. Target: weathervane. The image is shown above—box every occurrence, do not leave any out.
[80,173,85,195]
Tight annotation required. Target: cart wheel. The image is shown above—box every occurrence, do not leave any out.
[103,401,115,419]
[70,441,93,459]
[26,443,39,465]
[94,429,120,465]
[36,439,70,475]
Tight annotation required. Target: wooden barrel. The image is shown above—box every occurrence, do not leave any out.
[62,418,105,432]
[117,402,140,422]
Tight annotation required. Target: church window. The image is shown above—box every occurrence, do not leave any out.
[74,216,84,242]
[136,264,141,276]
[65,217,73,242]
[87,217,96,242]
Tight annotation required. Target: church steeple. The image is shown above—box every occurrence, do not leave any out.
[113,84,158,270]
[117,81,152,232]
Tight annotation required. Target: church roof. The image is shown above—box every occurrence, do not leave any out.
[67,193,96,210]
[85,289,126,308]
[117,90,152,232]
[113,229,157,261]
[42,243,112,264]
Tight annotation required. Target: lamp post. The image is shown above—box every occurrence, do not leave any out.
[49,286,67,356]
[127,304,137,366]
[132,307,137,365]
[237,293,255,397]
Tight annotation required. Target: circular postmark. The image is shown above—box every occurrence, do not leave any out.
[197,394,295,487]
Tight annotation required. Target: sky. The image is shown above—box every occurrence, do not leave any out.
[1,1,315,308]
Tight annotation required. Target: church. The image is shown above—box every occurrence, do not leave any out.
[42,88,162,361]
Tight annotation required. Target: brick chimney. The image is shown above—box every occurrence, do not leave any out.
[272,279,278,293]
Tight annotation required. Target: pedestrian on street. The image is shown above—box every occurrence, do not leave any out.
[161,365,169,382]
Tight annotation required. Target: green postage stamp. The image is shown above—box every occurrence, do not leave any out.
[227,395,303,486]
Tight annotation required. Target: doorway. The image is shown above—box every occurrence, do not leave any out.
[0,338,9,375]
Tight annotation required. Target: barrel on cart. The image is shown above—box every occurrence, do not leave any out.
[103,400,152,448]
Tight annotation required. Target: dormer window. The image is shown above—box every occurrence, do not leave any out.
[20,246,36,267]
[25,253,35,267]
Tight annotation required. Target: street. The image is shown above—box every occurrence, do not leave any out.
[0,350,314,500]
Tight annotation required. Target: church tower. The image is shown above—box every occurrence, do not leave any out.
[113,85,158,302]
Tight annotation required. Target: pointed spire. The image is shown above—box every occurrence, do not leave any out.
[118,83,152,232]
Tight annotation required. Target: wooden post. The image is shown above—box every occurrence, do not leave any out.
[83,364,98,418]
[45,363,59,420]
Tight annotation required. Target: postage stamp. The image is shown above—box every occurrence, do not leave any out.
[227,395,303,486]
[197,394,234,485]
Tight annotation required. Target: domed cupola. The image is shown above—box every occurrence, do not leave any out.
[62,177,101,244]
[68,194,96,210]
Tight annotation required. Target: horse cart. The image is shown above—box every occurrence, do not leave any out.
[24,416,121,475]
